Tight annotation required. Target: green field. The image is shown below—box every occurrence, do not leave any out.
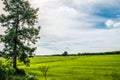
[19,54,120,80]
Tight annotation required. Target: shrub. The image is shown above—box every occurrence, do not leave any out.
[39,65,49,80]
[26,74,39,80]
[0,60,15,80]
[15,68,26,75]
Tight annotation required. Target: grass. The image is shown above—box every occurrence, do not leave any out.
[18,54,120,80]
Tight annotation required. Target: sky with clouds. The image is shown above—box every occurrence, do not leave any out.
[0,0,120,55]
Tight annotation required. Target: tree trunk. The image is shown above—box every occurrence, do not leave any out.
[13,54,17,69]
[13,45,17,69]
[13,36,17,69]
[13,19,19,69]
[13,7,19,69]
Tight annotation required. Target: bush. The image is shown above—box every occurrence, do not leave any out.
[0,60,38,80]
[26,74,39,80]
[39,65,49,80]
[15,68,26,75]
[0,60,15,80]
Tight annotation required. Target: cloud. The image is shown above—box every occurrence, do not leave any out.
[0,0,120,55]
[34,0,120,55]
[105,20,120,29]
[105,20,115,27]
[36,28,120,55]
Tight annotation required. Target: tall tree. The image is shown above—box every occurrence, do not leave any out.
[0,0,40,69]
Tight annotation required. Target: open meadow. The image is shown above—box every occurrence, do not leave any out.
[18,54,120,80]
[0,0,120,80]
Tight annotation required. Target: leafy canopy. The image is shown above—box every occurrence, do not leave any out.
[0,0,40,66]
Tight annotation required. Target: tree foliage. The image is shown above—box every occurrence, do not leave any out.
[62,51,68,56]
[0,60,15,80]
[0,0,40,68]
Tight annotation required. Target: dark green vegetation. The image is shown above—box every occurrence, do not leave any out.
[18,54,120,80]
[52,51,120,56]
[0,0,40,69]
[0,60,14,80]
[61,51,69,56]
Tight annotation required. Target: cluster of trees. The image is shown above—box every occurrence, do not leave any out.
[52,51,69,56]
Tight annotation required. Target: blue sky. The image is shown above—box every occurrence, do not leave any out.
[0,0,120,55]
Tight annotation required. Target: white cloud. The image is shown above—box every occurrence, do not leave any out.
[105,20,120,29]
[105,20,115,27]
[35,0,120,55]
[0,0,120,55]
[114,21,120,28]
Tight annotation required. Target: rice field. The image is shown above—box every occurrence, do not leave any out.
[19,54,120,80]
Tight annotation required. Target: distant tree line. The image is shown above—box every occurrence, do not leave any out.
[1,50,119,57]
[77,51,120,56]
[52,51,120,56]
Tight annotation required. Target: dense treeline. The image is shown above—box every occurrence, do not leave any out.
[78,51,120,56]
[52,51,120,56]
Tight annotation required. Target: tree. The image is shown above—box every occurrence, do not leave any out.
[62,51,68,56]
[0,0,40,69]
